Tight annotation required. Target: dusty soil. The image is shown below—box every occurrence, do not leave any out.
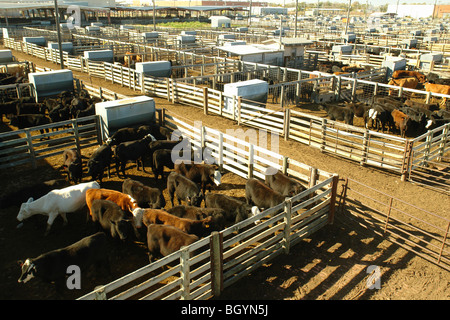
[1,49,449,300]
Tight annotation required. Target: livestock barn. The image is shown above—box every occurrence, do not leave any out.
[0,11,449,301]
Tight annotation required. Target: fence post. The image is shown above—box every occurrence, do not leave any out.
[360,130,369,166]
[218,132,224,173]
[284,108,290,141]
[320,118,327,152]
[401,140,413,182]
[423,133,433,167]
[248,144,254,179]
[237,96,242,125]
[94,286,107,300]
[203,87,209,115]
[283,199,292,254]
[166,78,170,102]
[71,119,81,154]
[328,174,340,225]
[351,78,358,102]
[335,76,342,101]
[180,246,191,300]
[209,231,223,298]
[437,124,449,162]
[282,156,288,174]
[25,130,37,169]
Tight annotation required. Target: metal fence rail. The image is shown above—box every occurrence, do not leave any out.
[339,178,450,272]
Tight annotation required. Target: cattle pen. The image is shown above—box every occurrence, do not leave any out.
[3,33,449,194]
[77,113,338,300]
[0,75,338,300]
[0,61,448,300]
[1,19,449,298]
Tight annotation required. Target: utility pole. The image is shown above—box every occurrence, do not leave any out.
[344,0,352,36]
[294,0,298,38]
[54,0,64,69]
[153,0,156,31]
[248,0,252,28]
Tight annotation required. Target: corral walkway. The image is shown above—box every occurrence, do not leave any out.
[6,48,449,300]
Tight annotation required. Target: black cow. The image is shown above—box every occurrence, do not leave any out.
[62,148,83,184]
[17,232,110,291]
[152,149,175,181]
[9,114,51,135]
[318,104,354,125]
[87,139,113,183]
[115,134,156,177]
[90,200,132,241]
[167,171,203,207]
[109,125,154,146]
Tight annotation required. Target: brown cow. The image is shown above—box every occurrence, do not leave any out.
[146,224,198,262]
[122,178,165,209]
[424,83,450,107]
[85,188,141,237]
[174,162,221,194]
[137,208,215,237]
[167,205,227,230]
[391,109,409,138]
[245,178,287,210]
[388,77,418,95]
[264,169,306,197]
[392,70,427,83]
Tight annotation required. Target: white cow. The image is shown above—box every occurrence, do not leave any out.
[17,181,100,235]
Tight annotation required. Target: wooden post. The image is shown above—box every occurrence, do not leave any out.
[25,130,37,169]
[180,246,191,300]
[284,108,290,141]
[401,140,413,182]
[437,124,449,162]
[218,132,224,173]
[283,199,292,254]
[71,119,81,154]
[282,156,288,175]
[237,96,242,125]
[360,130,369,166]
[309,167,318,188]
[425,91,432,104]
[320,118,327,152]
[248,144,254,179]
[209,232,223,298]
[203,87,209,115]
[218,91,223,116]
[351,78,358,102]
[166,78,170,102]
[94,286,106,300]
[328,174,340,225]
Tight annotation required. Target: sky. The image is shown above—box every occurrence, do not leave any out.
[266,0,448,6]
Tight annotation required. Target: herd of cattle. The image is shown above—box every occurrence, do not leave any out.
[9,120,309,294]
[317,70,450,137]
[0,86,102,135]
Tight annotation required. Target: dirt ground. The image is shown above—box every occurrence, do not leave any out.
[1,49,449,300]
